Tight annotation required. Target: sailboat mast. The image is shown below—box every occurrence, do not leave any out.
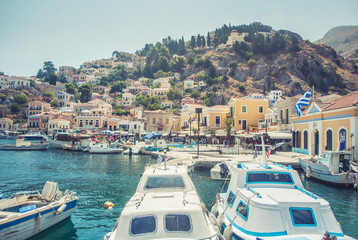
[261,135,267,166]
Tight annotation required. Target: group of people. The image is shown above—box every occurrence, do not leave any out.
[322,232,337,240]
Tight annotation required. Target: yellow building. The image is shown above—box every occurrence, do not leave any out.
[180,104,207,132]
[228,97,269,132]
[292,91,358,159]
[201,105,229,131]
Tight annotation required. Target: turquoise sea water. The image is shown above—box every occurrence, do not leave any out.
[0,139,357,240]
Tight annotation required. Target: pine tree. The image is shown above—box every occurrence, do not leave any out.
[201,36,206,47]
[190,36,196,49]
[197,34,201,47]
[207,32,211,47]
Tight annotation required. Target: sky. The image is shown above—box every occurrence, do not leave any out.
[1,0,357,77]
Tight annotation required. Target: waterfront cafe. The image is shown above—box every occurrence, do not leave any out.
[292,91,358,159]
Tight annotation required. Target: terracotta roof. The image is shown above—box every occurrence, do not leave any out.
[323,91,358,111]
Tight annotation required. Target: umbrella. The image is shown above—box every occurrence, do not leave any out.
[101,130,112,134]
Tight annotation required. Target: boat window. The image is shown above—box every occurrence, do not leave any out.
[165,214,192,232]
[290,208,316,226]
[236,201,249,220]
[247,172,293,184]
[130,215,156,235]
[145,176,185,190]
[226,190,236,208]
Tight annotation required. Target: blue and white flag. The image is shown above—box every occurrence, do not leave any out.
[157,155,163,165]
[295,89,312,117]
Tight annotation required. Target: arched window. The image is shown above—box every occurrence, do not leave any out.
[292,131,296,148]
[338,128,347,151]
[296,130,301,148]
[303,131,308,149]
[326,129,333,150]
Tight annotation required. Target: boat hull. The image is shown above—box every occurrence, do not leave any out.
[0,199,77,240]
[89,148,123,154]
[0,143,49,151]
[299,158,355,186]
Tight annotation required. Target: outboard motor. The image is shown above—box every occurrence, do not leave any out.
[219,163,229,179]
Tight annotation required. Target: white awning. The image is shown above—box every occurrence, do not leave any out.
[268,132,292,140]
[162,133,169,137]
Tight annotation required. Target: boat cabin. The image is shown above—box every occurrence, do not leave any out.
[318,151,352,174]
[136,165,195,193]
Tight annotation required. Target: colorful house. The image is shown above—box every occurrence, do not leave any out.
[292,91,358,159]
[228,97,269,132]
[201,105,229,131]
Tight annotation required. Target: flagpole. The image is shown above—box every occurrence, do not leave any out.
[312,86,315,156]
[261,135,267,166]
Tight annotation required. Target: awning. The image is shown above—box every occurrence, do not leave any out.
[162,133,169,137]
[268,132,292,140]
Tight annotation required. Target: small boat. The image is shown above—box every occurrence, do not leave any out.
[299,150,356,187]
[211,137,352,240]
[0,181,78,240]
[63,144,84,151]
[210,160,238,181]
[21,132,47,141]
[123,146,140,155]
[5,131,21,140]
[104,165,221,240]
[0,138,48,151]
[89,142,123,154]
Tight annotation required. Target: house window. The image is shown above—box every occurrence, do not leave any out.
[215,116,220,125]
[258,106,263,114]
[326,129,333,150]
[242,106,247,113]
[304,131,308,149]
[296,131,301,148]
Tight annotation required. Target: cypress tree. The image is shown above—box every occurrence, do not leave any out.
[197,34,201,47]
[207,32,211,47]
[190,36,196,49]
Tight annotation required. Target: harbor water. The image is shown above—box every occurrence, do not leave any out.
[0,139,357,240]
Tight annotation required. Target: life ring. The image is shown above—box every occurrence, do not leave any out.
[81,129,86,134]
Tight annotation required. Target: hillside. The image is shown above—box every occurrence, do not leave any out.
[315,25,358,58]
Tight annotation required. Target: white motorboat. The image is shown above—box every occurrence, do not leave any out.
[89,142,123,154]
[0,138,48,151]
[21,132,47,141]
[104,165,222,240]
[210,160,238,181]
[4,131,21,140]
[0,181,78,240]
[63,144,84,151]
[211,137,352,240]
[299,151,356,187]
[123,146,140,155]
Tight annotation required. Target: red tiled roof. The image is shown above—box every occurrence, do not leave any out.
[323,91,358,111]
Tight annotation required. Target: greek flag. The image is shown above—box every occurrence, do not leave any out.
[157,155,163,165]
[295,89,312,117]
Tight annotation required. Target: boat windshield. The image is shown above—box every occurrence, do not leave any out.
[145,176,185,190]
[247,172,293,184]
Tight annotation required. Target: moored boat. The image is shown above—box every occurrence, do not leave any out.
[299,150,356,187]
[210,137,352,240]
[89,142,123,154]
[21,131,47,141]
[210,160,238,181]
[104,165,222,239]
[0,181,78,240]
[0,138,48,151]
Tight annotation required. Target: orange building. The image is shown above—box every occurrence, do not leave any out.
[228,97,269,132]
[292,91,358,158]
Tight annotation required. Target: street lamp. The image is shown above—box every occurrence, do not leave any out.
[195,108,202,157]
[188,117,193,143]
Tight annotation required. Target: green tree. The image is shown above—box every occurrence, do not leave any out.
[65,82,77,95]
[153,70,169,79]
[247,59,257,68]
[0,93,6,102]
[171,56,186,71]
[50,99,60,108]
[178,37,186,55]
[110,81,126,94]
[44,73,58,85]
[58,75,67,83]
[190,89,200,98]
[43,91,56,100]
[10,103,21,113]
[190,36,196,49]
[43,61,56,75]
[36,69,44,78]
[79,84,92,103]
[14,94,28,105]
[166,87,183,100]
[197,34,201,47]
[207,32,211,47]
[224,118,234,145]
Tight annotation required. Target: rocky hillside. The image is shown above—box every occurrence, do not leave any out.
[315,25,358,58]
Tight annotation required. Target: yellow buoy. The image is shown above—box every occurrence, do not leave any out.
[104,201,115,209]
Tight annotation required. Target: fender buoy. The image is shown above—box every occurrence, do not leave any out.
[209,212,219,228]
[217,212,225,231]
[223,224,233,240]
[81,129,86,134]
[104,201,115,209]
[306,167,311,178]
[211,203,219,217]
[55,204,67,215]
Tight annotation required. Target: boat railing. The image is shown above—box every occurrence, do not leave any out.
[247,186,262,198]
[273,162,294,171]
[13,190,41,198]
[294,185,317,199]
